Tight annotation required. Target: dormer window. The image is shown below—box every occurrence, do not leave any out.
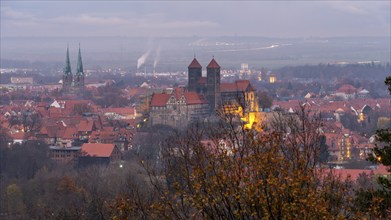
[181,96,186,104]
[169,96,176,104]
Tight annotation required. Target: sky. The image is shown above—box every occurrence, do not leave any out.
[1,1,390,38]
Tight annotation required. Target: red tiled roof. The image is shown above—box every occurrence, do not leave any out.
[10,132,26,140]
[126,87,149,97]
[173,87,183,99]
[104,107,136,116]
[236,80,251,90]
[150,93,170,107]
[81,143,115,157]
[78,120,94,132]
[184,92,208,105]
[42,123,66,138]
[49,107,62,118]
[39,126,48,135]
[220,80,252,92]
[207,58,220,69]
[331,169,372,180]
[336,84,357,94]
[220,83,237,92]
[188,58,202,68]
[123,119,137,127]
[374,165,390,175]
[36,102,49,108]
[62,127,79,139]
[1,121,10,129]
[103,126,114,132]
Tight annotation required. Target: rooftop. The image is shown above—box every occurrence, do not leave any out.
[81,143,116,157]
[188,58,202,68]
[207,58,220,69]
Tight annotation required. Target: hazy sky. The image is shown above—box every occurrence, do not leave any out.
[1,1,390,38]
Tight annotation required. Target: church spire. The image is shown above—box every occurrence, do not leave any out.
[77,43,84,75]
[64,44,72,75]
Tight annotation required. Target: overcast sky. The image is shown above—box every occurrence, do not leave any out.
[1,1,390,38]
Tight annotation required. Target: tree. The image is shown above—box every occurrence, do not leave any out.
[0,140,51,180]
[257,91,273,110]
[319,135,330,163]
[355,75,391,217]
[7,111,42,133]
[22,112,42,133]
[94,84,129,108]
[110,106,356,219]
[6,184,26,216]
[385,76,391,93]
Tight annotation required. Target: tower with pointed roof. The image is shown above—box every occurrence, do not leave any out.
[62,45,73,92]
[188,57,202,92]
[74,44,85,89]
[206,58,221,113]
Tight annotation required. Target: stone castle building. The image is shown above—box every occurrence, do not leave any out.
[149,58,261,129]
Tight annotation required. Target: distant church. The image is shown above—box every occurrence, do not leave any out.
[62,45,85,93]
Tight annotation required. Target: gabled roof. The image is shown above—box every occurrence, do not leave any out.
[81,143,116,157]
[220,80,253,92]
[62,127,79,139]
[235,80,253,91]
[173,87,183,100]
[207,58,220,69]
[78,120,94,132]
[184,92,208,105]
[150,93,170,107]
[358,89,369,94]
[336,84,357,94]
[188,58,202,68]
[46,124,65,138]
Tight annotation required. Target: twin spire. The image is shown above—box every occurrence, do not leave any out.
[64,45,72,75]
[77,44,83,75]
[64,44,84,75]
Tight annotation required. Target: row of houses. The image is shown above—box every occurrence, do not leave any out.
[1,99,139,167]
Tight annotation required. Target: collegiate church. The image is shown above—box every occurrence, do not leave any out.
[149,58,261,129]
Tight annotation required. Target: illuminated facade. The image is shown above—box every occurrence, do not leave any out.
[188,58,262,130]
[220,80,261,130]
[269,74,277,84]
[149,58,262,130]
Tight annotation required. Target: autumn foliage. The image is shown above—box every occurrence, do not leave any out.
[110,107,360,219]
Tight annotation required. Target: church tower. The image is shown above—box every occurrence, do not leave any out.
[206,58,221,114]
[74,44,85,89]
[62,45,73,92]
[188,57,202,92]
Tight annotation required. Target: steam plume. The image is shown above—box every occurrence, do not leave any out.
[153,45,162,69]
[137,49,151,69]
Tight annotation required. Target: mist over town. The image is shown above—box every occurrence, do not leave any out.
[1,1,390,219]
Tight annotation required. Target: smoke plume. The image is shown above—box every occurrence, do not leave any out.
[137,49,151,69]
[153,45,162,69]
